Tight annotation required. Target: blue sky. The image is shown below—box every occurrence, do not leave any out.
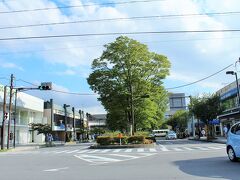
[0,0,240,113]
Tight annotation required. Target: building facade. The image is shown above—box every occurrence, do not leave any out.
[0,85,45,145]
[165,93,187,118]
[216,79,240,135]
[44,99,88,142]
[88,114,106,129]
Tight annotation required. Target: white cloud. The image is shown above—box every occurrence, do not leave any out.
[1,0,240,112]
[0,60,23,71]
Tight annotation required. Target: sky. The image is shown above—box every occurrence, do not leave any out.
[0,0,240,114]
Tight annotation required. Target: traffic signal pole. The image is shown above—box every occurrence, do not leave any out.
[1,86,7,150]
[7,74,14,149]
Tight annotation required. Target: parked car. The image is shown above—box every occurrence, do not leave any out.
[166,131,177,140]
[226,122,240,162]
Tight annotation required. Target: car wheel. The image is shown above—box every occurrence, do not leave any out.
[228,147,238,162]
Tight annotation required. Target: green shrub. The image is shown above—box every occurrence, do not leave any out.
[96,136,113,145]
[134,131,150,137]
[128,135,145,144]
[103,131,124,137]
[144,139,153,144]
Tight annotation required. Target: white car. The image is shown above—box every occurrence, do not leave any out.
[166,131,177,140]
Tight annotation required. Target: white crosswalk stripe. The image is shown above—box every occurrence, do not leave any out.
[159,145,170,151]
[124,149,133,153]
[112,149,122,153]
[182,147,194,151]
[66,150,79,154]
[172,148,183,151]
[149,148,157,152]
[137,148,144,152]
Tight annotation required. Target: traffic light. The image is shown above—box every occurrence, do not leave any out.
[38,82,52,90]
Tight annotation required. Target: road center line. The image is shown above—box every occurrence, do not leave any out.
[43,167,69,172]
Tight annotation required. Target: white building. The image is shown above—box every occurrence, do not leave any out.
[0,85,45,145]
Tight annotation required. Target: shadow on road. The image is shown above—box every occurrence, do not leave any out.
[174,156,240,180]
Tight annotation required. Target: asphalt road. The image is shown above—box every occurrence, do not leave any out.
[0,140,239,180]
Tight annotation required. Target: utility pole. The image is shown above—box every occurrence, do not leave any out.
[63,104,70,142]
[7,74,14,149]
[72,107,75,141]
[130,83,134,136]
[1,86,7,150]
[13,89,17,148]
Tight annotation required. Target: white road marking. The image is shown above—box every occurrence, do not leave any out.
[88,150,101,153]
[100,149,111,153]
[66,150,79,154]
[208,147,224,150]
[183,147,194,151]
[159,145,169,151]
[43,167,69,172]
[54,150,69,154]
[124,149,133,153]
[109,154,138,159]
[77,150,90,153]
[172,148,183,151]
[137,148,144,152]
[195,147,209,150]
[74,154,121,163]
[112,149,122,153]
[149,148,157,152]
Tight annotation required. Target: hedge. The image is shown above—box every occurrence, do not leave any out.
[127,135,145,144]
[96,135,153,145]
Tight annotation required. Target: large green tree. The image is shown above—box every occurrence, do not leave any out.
[189,94,225,139]
[87,36,171,132]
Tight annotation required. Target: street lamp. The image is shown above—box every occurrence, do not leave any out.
[226,71,240,107]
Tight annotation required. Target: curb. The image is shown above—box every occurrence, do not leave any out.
[188,138,226,144]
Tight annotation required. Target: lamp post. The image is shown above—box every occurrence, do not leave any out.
[226,71,240,107]
[63,104,70,142]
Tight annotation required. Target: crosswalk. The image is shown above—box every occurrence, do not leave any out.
[38,145,225,154]
[0,145,225,156]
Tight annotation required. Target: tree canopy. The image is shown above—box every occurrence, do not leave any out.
[167,110,189,132]
[189,94,224,124]
[87,36,171,132]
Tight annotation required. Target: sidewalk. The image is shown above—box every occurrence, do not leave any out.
[189,136,227,144]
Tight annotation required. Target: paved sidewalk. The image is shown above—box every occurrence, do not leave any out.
[189,136,227,144]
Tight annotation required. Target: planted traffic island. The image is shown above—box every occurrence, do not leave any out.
[89,135,155,149]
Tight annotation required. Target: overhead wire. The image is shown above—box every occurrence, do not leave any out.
[16,63,234,95]
[0,0,165,14]
[17,78,97,95]
[1,29,240,41]
[1,11,240,30]
[0,35,240,55]
[166,63,234,90]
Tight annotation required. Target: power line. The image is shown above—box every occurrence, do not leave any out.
[166,63,233,90]
[1,35,240,55]
[16,63,233,95]
[1,29,240,41]
[1,11,240,30]
[0,0,165,14]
